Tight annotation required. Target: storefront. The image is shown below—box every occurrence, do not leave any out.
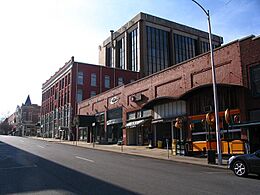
[189,109,245,155]
[106,108,123,144]
[125,109,152,146]
[94,112,105,143]
[74,115,96,142]
[152,100,187,149]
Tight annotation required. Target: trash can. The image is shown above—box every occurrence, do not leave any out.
[157,140,163,148]
[207,150,216,164]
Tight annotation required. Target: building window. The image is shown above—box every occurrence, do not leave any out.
[117,37,125,69]
[106,47,114,67]
[129,28,138,72]
[91,73,97,86]
[105,75,110,89]
[77,89,83,102]
[146,26,169,75]
[90,91,96,97]
[250,65,260,97]
[68,73,71,84]
[174,34,196,64]
[117,77,124,86]
[77,71,83,85]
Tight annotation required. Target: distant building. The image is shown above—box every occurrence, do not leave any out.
[98,12,223,77]
[12,95,41,136]
[41,56,140,139]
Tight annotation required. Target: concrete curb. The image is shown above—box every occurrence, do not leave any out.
[30,137,228,170]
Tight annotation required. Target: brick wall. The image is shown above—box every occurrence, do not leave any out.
[78,39,244,118]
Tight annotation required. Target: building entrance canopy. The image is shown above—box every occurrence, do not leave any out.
[107,118,122,126]
[125,119,149,129]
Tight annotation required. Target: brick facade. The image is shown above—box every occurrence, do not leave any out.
[78,35,260,153]
[41,57,139,139]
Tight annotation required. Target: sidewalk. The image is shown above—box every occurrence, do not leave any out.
[31,137,228,169]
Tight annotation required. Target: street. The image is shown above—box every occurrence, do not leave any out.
[0,135,259,195]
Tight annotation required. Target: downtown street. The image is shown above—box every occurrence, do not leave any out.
[0,135,259,195]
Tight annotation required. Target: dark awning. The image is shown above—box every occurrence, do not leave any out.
[229,121,260,129]
[74,115,96,127]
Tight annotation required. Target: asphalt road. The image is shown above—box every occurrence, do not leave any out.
[0,135,259,195]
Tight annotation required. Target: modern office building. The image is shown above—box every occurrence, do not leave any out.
[98,12,223,77]
[41,56,139,139]
[78,35,260,154]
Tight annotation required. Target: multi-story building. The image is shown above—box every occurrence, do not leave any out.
[41,56,139,139]
[78,35,260,154]
[98,12,223,77]
[13,95,41,136]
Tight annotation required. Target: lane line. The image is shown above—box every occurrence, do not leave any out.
[37,145,45,149]
[20,140,25,143]
[75,156,95,163]
[0,164,37,170]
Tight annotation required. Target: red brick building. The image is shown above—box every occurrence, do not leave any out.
[78,35,260,154]
[41,57,139,139]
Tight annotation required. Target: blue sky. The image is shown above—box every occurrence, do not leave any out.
[0,0,259,118]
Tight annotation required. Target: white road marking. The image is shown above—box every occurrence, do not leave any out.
[37,145,45,149]
[20,140,25,143]
[0,164,37,170]
[203,171,228,174]
[75,156,95,163]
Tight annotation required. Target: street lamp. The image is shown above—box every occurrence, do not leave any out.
[192,0,222,165]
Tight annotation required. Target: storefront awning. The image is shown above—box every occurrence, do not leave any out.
[229,121,260,129]
[125,119,148,128]
[107,118,122,126]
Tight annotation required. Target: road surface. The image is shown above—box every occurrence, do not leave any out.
[0,135,259,195]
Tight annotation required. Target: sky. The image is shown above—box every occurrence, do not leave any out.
[0,0,259,118]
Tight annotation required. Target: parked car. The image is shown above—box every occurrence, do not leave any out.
[228,150,260,177]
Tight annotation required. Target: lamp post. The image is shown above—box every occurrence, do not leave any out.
[192,0,222,165]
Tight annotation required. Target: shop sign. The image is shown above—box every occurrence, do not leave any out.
[110,96,119,105]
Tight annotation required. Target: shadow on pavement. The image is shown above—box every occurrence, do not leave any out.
[0,141,139,195]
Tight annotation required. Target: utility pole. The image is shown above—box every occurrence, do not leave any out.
[192,0,222,165]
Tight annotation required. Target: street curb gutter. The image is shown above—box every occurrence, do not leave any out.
[31,137,228,170]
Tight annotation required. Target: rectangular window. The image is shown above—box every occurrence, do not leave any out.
[91,73,97,87]
[77,71,83,85]
[90,91,96,97]
[146,26,169,75]
[77,89,83,102]
[117,77,124,86]
[174,34,196,64]
[117,38,125,69]
[68,73,71,84]
[250,65,260,97]
[105,75,110,89]
[129,28,138,72]
[106,47,113,67]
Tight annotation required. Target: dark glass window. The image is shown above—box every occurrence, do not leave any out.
[129,28,138,71]
[117,77,124,86]
[174,34,196,64]
[90,91,96,97]
[77,89,83,102]
[77,71,83,85]
[104,75,110,89]
[91,73,97,87]
[250,65,260,97]
[117,37,125,69]
[146,26,169,75]
[106,47,113,67]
